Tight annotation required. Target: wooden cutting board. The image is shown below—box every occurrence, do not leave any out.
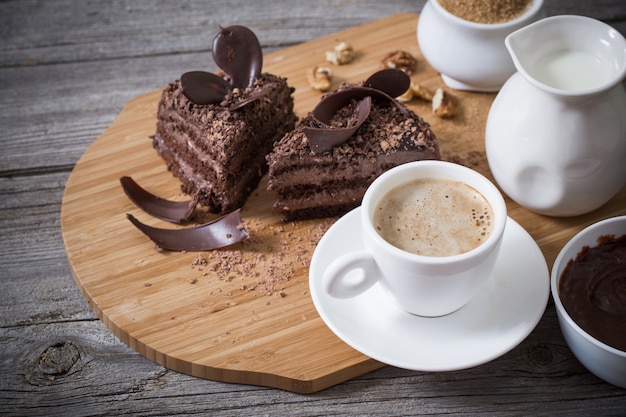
[61,13,626,394]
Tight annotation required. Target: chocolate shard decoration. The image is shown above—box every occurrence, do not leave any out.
[120,176,195,224]
[229,83,276,111]
[180,25,264,106]
[213,25,263,89]
[364,68,411,98]
[180,71,230,105]
[303,96,372,154]
[304,69,412,154]
[127,209,249,252]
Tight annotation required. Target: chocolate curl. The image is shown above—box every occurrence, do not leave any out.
[213,25,263,89]
[120,176,194,224]
[180,25,265,106]
[180,71,230,106]
[126,209,249,252]
[303,69,411,154]
[364,68,411,98]
[303,96,372,154]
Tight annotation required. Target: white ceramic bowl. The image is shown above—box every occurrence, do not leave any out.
[417,0,544,92]
[551,216,626,388]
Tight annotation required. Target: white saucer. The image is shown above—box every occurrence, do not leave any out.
[309,208,549,372]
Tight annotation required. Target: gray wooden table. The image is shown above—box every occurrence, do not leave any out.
[2,1,626,416]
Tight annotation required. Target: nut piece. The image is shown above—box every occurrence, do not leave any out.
[325,42,356,65]
[432,88,456,118]
[411,82,433,101]
[381,50,418,75]
[307,66,333,91]
[396,86,413,103]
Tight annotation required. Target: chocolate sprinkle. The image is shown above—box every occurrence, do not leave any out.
[229,82,277,111]
[126,209,249,252]
[120,176,195,224]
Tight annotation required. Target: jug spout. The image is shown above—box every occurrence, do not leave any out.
[505,15,626,95]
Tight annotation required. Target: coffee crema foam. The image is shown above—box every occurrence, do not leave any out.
[373,178,494,257]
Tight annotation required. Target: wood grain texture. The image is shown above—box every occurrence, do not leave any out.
[60,12,626,394]
[59,13,423,394]
[4,0,626,415]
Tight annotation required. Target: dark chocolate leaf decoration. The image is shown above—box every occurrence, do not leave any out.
[364,68,411,98]
[127,209,249,252]
[304,69,411,154]
[180,25,264,106]
[180,71,230,105]
[213,25,263,89]
[303,96,372,154]
[120,176,195,224]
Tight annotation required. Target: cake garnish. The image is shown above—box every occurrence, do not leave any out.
[179,71,230,106]
[303,96,372,154]
[120,177,249,251]
[126,209,249,252]
[364,68,411,97]
[180,25,266,108]
[303,68,411,154]
[212,25,263,89]
[120,176,195,224]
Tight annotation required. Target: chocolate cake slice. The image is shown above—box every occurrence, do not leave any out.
[153,26,297,214]
[267,69,440,221]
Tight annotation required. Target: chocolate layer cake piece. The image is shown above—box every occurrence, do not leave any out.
[267,69,440,220]
[153,26,297,214]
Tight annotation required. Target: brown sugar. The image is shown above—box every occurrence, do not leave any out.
[438,0,533,24]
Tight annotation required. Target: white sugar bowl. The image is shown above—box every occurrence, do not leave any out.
[417,0,544,92]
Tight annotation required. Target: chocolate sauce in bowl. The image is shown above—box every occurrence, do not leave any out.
[559,234,626,352]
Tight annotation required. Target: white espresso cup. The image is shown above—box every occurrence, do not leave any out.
[322,161,507,317]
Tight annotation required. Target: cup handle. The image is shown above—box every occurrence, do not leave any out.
[322,250,380,298]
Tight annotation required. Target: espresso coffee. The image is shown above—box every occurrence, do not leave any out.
[373,178,494,257]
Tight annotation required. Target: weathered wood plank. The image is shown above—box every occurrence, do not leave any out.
[2,1,626,174]
[3,0,626,414]
[3,313,626,416]
[0,0,427,66]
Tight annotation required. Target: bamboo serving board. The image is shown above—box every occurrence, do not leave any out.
[61,13,626,394]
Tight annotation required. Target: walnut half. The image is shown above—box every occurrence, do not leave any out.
[432,88,457,118]
[411,82,433,101]
[325,42,356,65]
[381,50,418,75]
[307,66,333,91]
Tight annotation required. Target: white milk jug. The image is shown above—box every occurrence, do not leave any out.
[486,15,626,216]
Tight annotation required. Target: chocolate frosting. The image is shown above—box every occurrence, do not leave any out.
[180,25,265,106]
[120,176,194,224]
[126,210,249,252]
[560,234,626,351]
[303,69,411,154]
